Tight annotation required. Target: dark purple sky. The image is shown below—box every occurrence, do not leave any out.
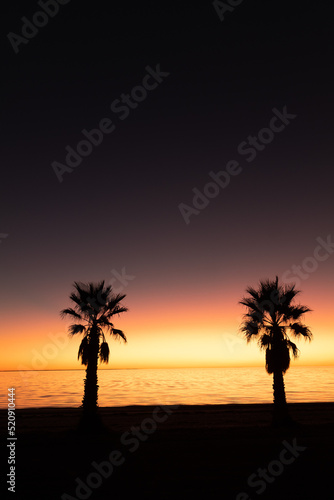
[1,1,333,353]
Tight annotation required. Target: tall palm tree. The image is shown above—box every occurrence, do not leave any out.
[61,280,128,417]
[239,276,312,424]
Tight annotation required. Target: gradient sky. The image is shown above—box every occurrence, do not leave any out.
[1,1,333,371]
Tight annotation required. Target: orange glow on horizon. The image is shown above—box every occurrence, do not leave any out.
[1,286,333,371]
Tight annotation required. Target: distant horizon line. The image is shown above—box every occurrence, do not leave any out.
[1,364,333,372]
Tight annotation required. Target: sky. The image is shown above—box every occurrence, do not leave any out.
[1,0,334,371]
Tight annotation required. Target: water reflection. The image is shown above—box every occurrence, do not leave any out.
[1,366,333,408]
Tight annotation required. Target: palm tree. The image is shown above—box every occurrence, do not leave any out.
[239,276,312,425]
[61,280,128,419]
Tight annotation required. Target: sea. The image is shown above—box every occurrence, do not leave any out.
[1,366,333,409]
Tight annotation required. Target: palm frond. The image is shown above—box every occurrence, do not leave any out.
[245,286,258,297]
[69,292,84,308]
[289,322,313,340]
[244,311,263,324]
[265,348,274,374]
[78,337,89,365]
[287,339,299,358]
[240,321,260,342]
[258,334,272,350]
[259,278,275,300]
[109,292,126,304]
[96,315,113,328]
[72,282,96,312]
[111,328,127,342]
[99,341,110,364]
[69,324,86,336]
[239,297,263,315]
[281,284,299,307]
[60,308,82,320]
[283,305,312,321]
[105,307,129,320]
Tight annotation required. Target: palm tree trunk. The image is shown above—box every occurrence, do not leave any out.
[273,370,286,405]
[82,354,99,413]
[82,332,99,416]
[79,342,102,432]
[272,370,290,425]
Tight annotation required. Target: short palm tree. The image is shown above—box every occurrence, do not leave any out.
[61,281,128,417]
[239,276,312,424]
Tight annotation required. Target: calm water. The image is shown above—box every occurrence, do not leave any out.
[1,366,333,409]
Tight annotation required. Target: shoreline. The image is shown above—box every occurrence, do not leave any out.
[1,402,333,433]
[1,401,334,409]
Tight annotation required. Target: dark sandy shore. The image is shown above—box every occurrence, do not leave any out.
[1,403,333,499]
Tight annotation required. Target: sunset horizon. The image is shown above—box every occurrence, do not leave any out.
[1,273,333,371]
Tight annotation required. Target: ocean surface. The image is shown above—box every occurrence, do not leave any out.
[1,366,333,409]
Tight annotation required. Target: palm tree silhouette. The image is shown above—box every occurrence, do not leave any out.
[61,281,128,422]
[239,276,312,425]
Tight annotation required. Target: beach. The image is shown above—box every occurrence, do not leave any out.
[1,403,333,499]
